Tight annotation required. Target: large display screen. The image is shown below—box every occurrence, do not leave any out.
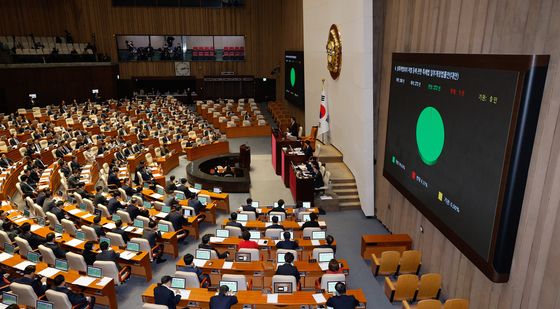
[383,53,549,282]
[284,51,305,106]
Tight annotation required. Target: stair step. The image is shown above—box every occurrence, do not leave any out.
[338,195,361,203]
[338,201,362,210]
[330,178,356,184]
[332,188,358,196]
[331,183,357,190]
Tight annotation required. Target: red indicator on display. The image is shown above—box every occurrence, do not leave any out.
[411,171,416,180]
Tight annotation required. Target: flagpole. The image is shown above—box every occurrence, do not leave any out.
[321,78,325,143]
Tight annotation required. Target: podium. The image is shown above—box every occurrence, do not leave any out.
[271,131,300,175]
[239,144,250,169]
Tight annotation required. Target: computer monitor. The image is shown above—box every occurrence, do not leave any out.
[79,203,87,211]
[133,219,144,228]
[161,206,171,213]
[143,182,150,188]
[27,251,40,263]
[281,231,294,240]
[235,252,251,262]
[54,224,63,234]
[195,249,211,260]
[76,231,85,241]
[156,187,165,195]
[171,277,186,289]
[55,259,69,271]
[318,252,335,263]
[143,201,152,209]
[277,253,286,264]
[302,202,311,209]
[111,214,121,222]
[36,300,54,309]
[175,192,186,200]
[236,213,249,222]
[2,292,17,305]
[213,187,222,194]
[216,229,229,238]
[37,216,46,226]
[92,89,99,94]
[302,214,311,222]
[4,242,14,255]
[28,94,37,99]
[183,209,192,217]
[219,280,238,293]
[23,209,30,217]
[251,201,259,208]
[158,223,169,232]
[273,202,278,208]
[87,266,102,278]
[126,242,140,252]
[249,231,261,239]
[99,236,111,246]
[194,183,202,190]
[273,282,293,294]
[327,281,342,294]
[312,231,326,240]
[198,196,208,205]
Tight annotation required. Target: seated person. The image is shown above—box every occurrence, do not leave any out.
[126,198,141,221]
[153,276,181,309]
[275,252,300,283]
[48,200,65,221]
[14,265,47,297]
[19,222,46,249]
[188,194,206,215]
[96,241,127,271]
[67,170,81,189]
[242,198,258,216]
[43,232,67,259]
[111,220,129,243]
[198,234,229,259]
[209,284,238,309]
[177,178,194,199]
[166,176,177,192]
[107,168,122,188]
[238,230,259,249]
[326,282,359,309]
[70,156,81,172]
[164,204,188,232]
[142,220,166,264]
[93,186,108,206]
[91,215,106,237]
[301,212,320,230]
[177,253,210,287]
[75,183,93,200]
[276,231,298,250]
[271,199,287,215]
[163,190,177,207]
[51,274,95,309]
[19,175,37,198]
[82,241,97,265]
[107,191,125,214]
[266,215,284,230]
[317,235,336,254]
[226,212,245,231]
[326,258,343,274]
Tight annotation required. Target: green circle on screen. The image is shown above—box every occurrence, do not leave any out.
[416,106,445,166]
[290,68,296,87]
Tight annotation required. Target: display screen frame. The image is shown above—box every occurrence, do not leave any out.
[284,50,305,106]
[383,53,549,282]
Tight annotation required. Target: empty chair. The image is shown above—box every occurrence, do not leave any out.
[158,220,175,232]
[443,299,469,309]
[319,273,345,291]
[116,210,132,224]
[303,227,322,238]
[46,211,60,226]
[269,211,286,221]
[243,120,251,126]
[106,232,126,247]
[402,299,441,309]
[174,271,205,288]
[384,274,418,302]
[238,248,260,261]
[93,261,130,285]
[136,215,150,228]
[277,249,298,262]
[66,251,87,273]
[265,228,283,240]
[97,204,111,218]
[225,226,242,238]
[14,237,33,257]
[372,251,400,276]
[271,275,298,292]
[416,273,442,301]
[73,192,84,205]
[0,231,12,247]
[222,274,250,290]
[398,250,422,275]
[38,245,56,266]
[130,238,159,261]
[10,282,39,307]
[81,225,99,242]
[33,204,46,218]
[46,289,74,309]
[118,188,127,200]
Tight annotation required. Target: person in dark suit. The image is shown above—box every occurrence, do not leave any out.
[326,282,360,309]
[226,212,244,230]
[70,156,81,172]
[19,223,45,249]
[163,190,177,207]
[43,232,67,259]
[177,253,210,287]
[177,178,194,199]
[198,234,229,259]
[59,159,71,178]
[275,252,300,283]
[35,189,48,208]
[276,231,298,250]
[8,134,19,147]
[303,140,314,160]
[33,157,47,170]
[164,205,188,232]
[313,167,325,189]
[19,175,36,198]
[96,241,122,270]
[82,241,97,265]
[54,146,66,159]
[0,154,13,168]
[51,274,94,309]
[301,212,320,230]
[67,170,81,189]
[91,215,105,237]
[75,183,93,200]
[107,168,122,187]
[242,198,258,216]
[142,220,166,264]
[93,186,108,206]
[126,199,140,221]
[107,191,124,215]
[188,194,205,215]
[270,199,287,215]
[14,265,47,297]
[166,176,177,192]
[266,215,284,230]
[209,284,238,309]
[110,220,129,243]
[288,117,299,137]
[317,235,337,254]
[153,276,181,309]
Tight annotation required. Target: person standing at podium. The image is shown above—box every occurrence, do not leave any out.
[288,117,299,138]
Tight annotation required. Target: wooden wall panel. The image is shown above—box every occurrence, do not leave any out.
[375,0,560,308]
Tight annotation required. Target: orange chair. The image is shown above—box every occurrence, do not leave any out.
[385,274,418,302]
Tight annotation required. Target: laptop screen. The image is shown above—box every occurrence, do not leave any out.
[183,209,192,217]
[111,214,121,222]
[36,300,54,309]
[2,292,17,305]
[156,187,165,195]
[249,231,261,239]
[171,277,186,289]
[143,201,152,209]
[277,253,286,264]
[37,216,46,226]
[251,201,259,208]
[273,282,293,294]
[87,266,102,278]
[213,187,222,193]
[302,202,311,209]
[198,196,207,205]
[194,183,202,190]
[318,252,334,263]
[76,231,85,241]
[161,206,171,213]
[235,252,251,262]
[195,249,211,260]
[54,224,63,234]
[133,219,144,228]
[302,214,311,222]
[158,223,169,232]
[216,229,229,238]
[312,231,326,240]
[126,242,140,252]
[99,236,111,246]
[27,251,40,263]
[79,203,87,211]
[327,281,342,293]
[55,259,68,271]
[175,192,186,200]
[4,242,14,255]
[219,280,238,293]
[236,213,248,222]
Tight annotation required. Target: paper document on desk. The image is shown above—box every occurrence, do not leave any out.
[193,259,207,267]
[318,221,326,227]
[155,212,168,219]
[297,222,304,227]
[68,208,82,215]
[103,223,116,230]
[96,277,113,286]
[30,224,42,232]
[222,261,233,269]
[239,221,246,226]
[209,237,224,243]
[82,213,94,220]
[188,188,200,194]
[0,253,13,262]
[14,217,28,224]
[14,261,36,271]
[38,267,60,277]
[313,293,327,304]
[311,240,321,246]
[120,251,136,260]
[257,239,268,246]
[73,276,96,287]
[179,290,191,299]
[65,238,85,247]
[267,294,278,303]
[318,262,329,271]
[264,223,272,227]
[124,226,135,232]
[150,193,164,199]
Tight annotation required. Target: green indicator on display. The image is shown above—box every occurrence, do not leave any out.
[392,156,396,164]
[416,106,445,166]
[290,67,296,87]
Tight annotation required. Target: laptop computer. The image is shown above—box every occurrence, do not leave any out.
[87,266,102,278]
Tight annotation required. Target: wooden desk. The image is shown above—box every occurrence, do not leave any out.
[221,219,327,239]
[361,234,413,260]
[225,125,272,138]
[0,162,24,200]
[185,141,230,161]
[281,149,307,188]
[156,151,180,174]
[142,286,367,308]
[37,162,61,192]
[271,133,300,175]
[141,188,217,225]
[289,164,314,204]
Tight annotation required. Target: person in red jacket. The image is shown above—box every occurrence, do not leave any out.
[238,230,259,249]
